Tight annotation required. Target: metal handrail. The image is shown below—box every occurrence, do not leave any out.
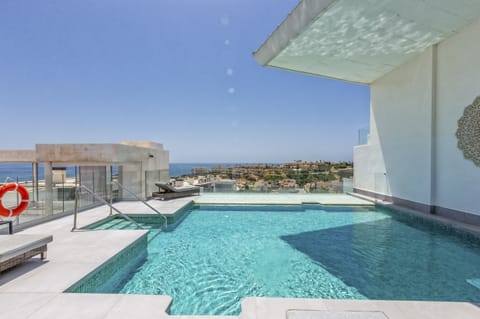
[3,176,17,183]
[71,185,144,231]
[112,180,167,230]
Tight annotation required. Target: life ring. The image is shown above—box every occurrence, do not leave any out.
[0,183,30,217]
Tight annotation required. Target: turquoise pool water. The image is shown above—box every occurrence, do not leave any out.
[87,205,480,315]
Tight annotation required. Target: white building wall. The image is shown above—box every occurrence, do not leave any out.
[354,17,480,217]
[435,18,480,215]
[354,47,433,205]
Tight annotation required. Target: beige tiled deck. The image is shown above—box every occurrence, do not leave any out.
[0,195,479,319]
[0,199,189,319]
[240,298,480,319]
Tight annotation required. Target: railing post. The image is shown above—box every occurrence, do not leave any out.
[15,176,20,225]
[71,187,80,231]
[62,174,65,213]
[109,181,113,216]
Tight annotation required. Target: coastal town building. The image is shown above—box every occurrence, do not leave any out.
[170,161,351,194]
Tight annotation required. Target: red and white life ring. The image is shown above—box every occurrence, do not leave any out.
[0,183,30,217]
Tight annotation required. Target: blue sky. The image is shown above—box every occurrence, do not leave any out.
[0,0,370,163]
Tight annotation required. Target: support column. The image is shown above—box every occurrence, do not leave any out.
[119,163,142,200]
[44,162,53,216]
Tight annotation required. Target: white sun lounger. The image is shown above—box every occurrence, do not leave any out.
[0,234,53,272]
[152,182,200,200]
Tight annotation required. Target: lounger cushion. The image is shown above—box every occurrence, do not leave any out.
[0,234,53,263]
[154,183,200,193]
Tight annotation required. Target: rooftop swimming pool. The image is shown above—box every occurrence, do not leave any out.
[70,205,480,315]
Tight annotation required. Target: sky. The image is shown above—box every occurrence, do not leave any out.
[0,0,370,163]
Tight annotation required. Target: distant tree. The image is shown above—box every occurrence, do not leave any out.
[337,169,353,178]
[286,169,296,179]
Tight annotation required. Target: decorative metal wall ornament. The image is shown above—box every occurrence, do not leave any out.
[456,96,480,166]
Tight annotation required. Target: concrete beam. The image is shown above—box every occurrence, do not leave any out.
[35,143,168,169]
[0,150,36,163]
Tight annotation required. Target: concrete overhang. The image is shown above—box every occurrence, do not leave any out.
[0,150,36,163]
[35,143,166,165]
[253,0,480,84]
[0,142,168,167]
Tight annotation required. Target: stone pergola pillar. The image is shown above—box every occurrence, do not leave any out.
[118,163,143,200]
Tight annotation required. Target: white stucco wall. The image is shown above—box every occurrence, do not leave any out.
[355,17,480,216]
[354,47,433,205]
[435,18,480,215]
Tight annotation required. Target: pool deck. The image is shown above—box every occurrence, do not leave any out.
[0,194,479,319]
[195,193,373,206]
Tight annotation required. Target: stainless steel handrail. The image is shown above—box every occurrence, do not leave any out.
[112,181,168,230]
[71,185,144,231]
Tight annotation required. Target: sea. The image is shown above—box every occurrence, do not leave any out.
[0,163,245,182]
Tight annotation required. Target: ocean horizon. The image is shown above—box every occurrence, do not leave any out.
[0,162,255,182]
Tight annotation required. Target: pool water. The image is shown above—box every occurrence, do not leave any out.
[91,205,480,315]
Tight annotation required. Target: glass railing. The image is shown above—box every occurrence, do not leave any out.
[145,169,169,199]
[0,164,138,233]
[0,162,359,234]
[358,127,370,145]
[342,178,354,193]
[163,176,354,195]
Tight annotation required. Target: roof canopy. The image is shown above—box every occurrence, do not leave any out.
[254,0,480,84]
[0,142,167,165]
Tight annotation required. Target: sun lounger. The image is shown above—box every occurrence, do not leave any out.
[0,234,53,272]
[0,220,13,234]
[152,182,200,200]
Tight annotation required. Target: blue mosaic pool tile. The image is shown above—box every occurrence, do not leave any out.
[66,233,148,293]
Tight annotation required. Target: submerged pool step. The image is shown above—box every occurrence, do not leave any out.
[97,218,139,230]
[94,218,126,230]
[467,278,480,290]
[111,218,161,230]
[94,219,161,230]
[118,220,138,229]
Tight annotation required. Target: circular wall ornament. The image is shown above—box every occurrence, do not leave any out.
[456,96,480,166]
